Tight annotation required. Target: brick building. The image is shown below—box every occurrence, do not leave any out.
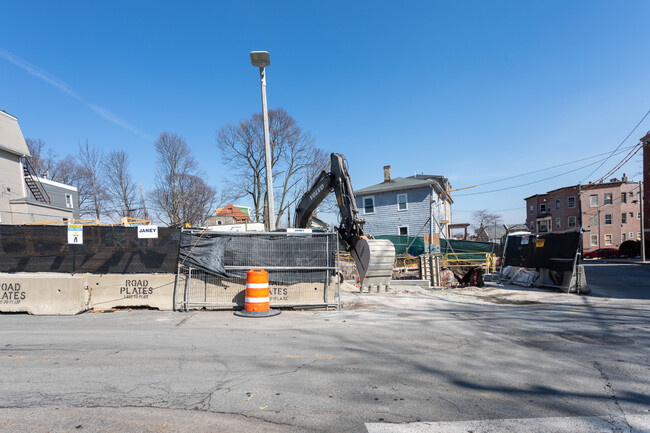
[525,178,641,253]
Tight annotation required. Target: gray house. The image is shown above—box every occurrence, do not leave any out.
[354,166,453,243]
[0,110,79,224]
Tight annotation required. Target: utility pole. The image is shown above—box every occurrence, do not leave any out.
[598,209,601,248]
[640,180,646,261]
[641,131,649,261]
[139,178,149,221]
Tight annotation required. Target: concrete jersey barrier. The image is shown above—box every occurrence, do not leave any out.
[0,273,88,315]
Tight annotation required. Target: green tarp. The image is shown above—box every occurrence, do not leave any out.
[372,236,495,258]
[441,239,494,261]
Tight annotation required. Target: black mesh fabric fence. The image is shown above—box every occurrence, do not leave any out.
[0,225,180,274]
[504,232,580,272]
[179,231,337,284]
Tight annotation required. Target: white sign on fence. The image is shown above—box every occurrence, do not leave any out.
[68,225,83,244]
[286,228,312,234]
[137,225,159,239]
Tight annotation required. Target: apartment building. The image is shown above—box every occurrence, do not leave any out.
[525,177,641,253]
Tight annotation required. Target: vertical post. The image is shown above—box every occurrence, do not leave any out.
[640,180,646,262]
[336,234,341,311]
[429,188,433,253]
[325,233,330,310]
[184,267,192,312]
[259,66,275,231]
[139,178,148,221]
[598,209,601,248]
[173,262,180,311]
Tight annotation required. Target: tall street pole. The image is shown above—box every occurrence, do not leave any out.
[251,51,275,231]
[259,66,275,231]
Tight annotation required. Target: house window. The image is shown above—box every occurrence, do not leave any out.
[621,193,627,204]
[363,196,375,214]
[604,193,612,205]
[589,194,598,207]
[555,199,560,210]
[217,221,223,225]
[397,193,407,211]
[567,196,576,208]
[530,223,534,231]
[638,232,642,240]
[605,234,612,245]
[556,217,561,229]
[590,235,598,246]
[65,193,74,208]
[622,233,627,243]
[529,205,533,214]
[604,214,612,225]
[589,215,598,226]
[540,203,548,213]
[63,218,68,222]
[398,226,409,236]
[621,213,627,224]
[568,216,576,228]
[638,212,642,220]
[629,232,634,239]
[539,220,548,232]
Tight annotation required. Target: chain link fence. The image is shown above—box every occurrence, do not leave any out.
[174,230,340,311]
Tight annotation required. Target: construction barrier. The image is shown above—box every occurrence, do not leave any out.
[176,231,339,310]
[0,273,88,315]
[86,274,177,311]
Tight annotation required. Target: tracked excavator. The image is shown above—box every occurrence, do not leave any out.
[294,153,396,288]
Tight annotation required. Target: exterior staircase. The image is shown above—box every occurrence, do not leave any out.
[22,158,51,204]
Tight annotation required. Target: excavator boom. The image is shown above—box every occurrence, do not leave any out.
[294,153,395,288]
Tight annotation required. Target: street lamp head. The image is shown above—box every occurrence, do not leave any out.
[250,51,270,67]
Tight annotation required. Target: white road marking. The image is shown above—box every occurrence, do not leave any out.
[366,415,650,433]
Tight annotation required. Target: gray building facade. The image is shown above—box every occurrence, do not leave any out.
[354,166,453,239]
[0,110,78,224]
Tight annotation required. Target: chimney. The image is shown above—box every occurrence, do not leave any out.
[622,173,628,182]
[383,165,391,182]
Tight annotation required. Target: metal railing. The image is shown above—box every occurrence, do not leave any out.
[441,252,497,274]
[174,230,340,311]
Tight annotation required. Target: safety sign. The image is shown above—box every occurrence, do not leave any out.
[68,225,83,244]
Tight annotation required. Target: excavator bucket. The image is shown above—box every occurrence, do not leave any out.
[350,238,396,288]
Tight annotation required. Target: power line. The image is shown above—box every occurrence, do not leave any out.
[581,107,650,183]
[454,206,524,213]
[454,156,613,197]
[472,145,636,188]
[452,146,636,198]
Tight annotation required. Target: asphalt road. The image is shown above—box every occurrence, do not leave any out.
[1,281,649,432]
[583,261,650,299]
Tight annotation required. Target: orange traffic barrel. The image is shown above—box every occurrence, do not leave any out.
[234,268,280,318]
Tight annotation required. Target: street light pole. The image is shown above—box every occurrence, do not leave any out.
[250,51,275,231]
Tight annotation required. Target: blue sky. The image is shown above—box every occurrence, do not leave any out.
[1,1,649,226]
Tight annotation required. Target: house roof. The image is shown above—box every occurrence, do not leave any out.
[216,203,249,221]
[355,175,452,202]
[0,110,30,157]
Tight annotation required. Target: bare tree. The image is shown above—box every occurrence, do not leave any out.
[25,138,57,177]
[150,132,216,226]
[216,108,329,227]
[472,209,503,233]
[103,150,138,220]
[78,140,107,219]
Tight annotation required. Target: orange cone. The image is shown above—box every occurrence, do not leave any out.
[234,268,280,318]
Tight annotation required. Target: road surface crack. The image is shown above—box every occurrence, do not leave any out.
[594,361,631,432]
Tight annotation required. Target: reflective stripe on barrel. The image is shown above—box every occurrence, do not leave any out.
[245,268,270,312]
